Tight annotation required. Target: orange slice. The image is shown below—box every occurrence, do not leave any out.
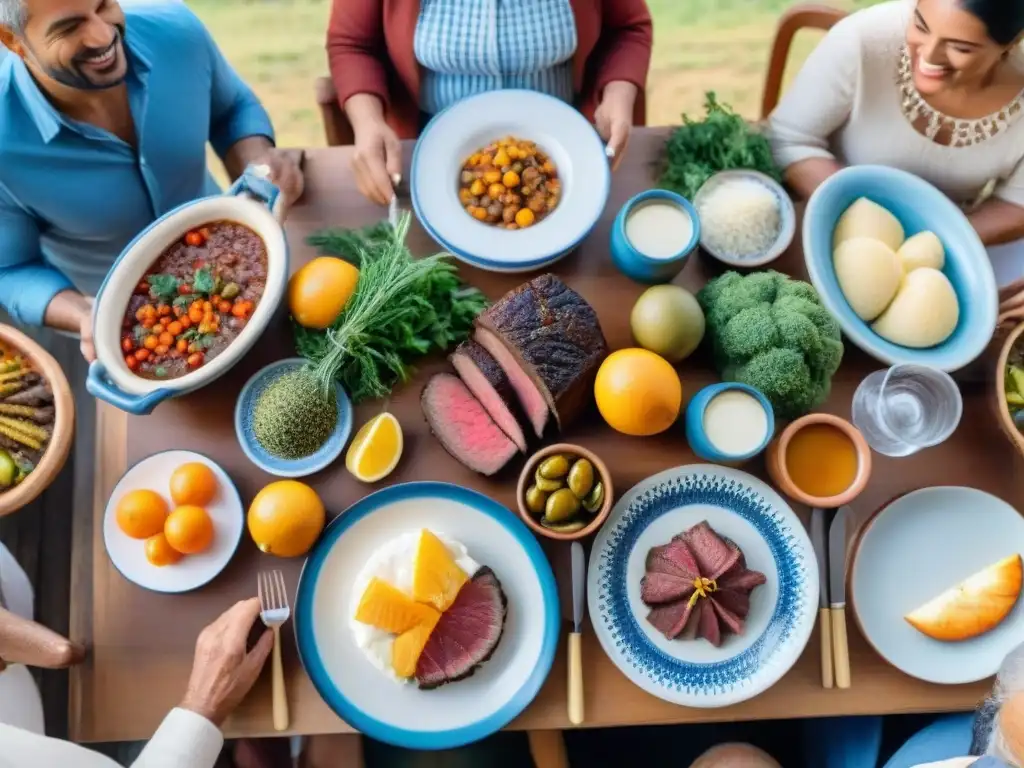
[354,577,439,635]
[345,412,403,483]
[412,530,468,612]
[392,612,441,678]
[905,554,1023,641]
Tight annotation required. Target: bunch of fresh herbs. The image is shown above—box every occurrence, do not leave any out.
[659,92,781,200]
[293,212,489,403]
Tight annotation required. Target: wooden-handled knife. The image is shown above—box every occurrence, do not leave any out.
[568,541,585,725]
[829,506,851,689]
[810,508,833,688]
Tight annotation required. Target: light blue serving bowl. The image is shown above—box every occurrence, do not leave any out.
[610,189,700,284]
[804,165,997,372]
[685,382,775,465]
[235,358,353,478]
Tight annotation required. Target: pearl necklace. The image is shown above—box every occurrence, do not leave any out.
[897,46,1024,147]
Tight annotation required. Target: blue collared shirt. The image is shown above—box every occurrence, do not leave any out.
[0,2,275,325]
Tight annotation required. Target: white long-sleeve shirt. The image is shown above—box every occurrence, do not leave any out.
[0,708,223,768]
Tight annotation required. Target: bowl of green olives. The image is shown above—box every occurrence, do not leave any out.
[516,443,613,541]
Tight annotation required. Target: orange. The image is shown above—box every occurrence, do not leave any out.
[145,533,183,567]
[345,412,403,483]
[164,505,215,554]
[116,489,169,539]
[594,348,682,436]
[354,577,440,635]
[288,256,360,329]
[169,462,218,507]
[392,613,441,678]
[411,530,468,612]
[247,480,325,558]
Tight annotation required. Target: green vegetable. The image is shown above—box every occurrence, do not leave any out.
[253,367,337,459]
[293,212,489,403]
[147,274,179,303]
[173,294,199,309]
[697,271,844,419]
[0,450,16,489]
[659,92,781,200]
[193,267,215,295]
[1009,365,1024,397]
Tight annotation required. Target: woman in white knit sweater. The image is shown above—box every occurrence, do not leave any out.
[767,0,1024,291]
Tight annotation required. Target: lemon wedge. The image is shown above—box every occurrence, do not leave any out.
[345,412,404,482]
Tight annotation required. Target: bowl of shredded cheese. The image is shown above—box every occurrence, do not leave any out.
[694,170,795,268]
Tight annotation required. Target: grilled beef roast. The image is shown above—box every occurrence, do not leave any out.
[475,274,608,429]
[450,340,528,453]
[474,328,550,438]
[416,566,507,689]
[421,374,518,476]
[642,521,766,646]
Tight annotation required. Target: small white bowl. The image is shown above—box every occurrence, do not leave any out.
[693,170,795,269]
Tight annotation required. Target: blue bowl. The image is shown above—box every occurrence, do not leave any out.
[685,382,775,465]
[804,165,997,372]
[235,358,353,478]
[610,190,700,284]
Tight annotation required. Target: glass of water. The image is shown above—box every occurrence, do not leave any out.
[851,364,963,457]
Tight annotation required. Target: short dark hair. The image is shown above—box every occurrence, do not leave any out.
[960,0,1024,46]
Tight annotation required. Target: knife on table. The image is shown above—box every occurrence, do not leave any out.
[829,506,852,689]
[568,541,585,725]
[810,508,833,688]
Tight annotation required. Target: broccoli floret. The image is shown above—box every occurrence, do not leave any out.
[698,270,844,419]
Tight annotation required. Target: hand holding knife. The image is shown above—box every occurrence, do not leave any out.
[568,541,585,725]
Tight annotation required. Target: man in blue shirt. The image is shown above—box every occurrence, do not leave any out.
[0,0,303,360]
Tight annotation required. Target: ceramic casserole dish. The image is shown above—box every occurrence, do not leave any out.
[86,166,289,415]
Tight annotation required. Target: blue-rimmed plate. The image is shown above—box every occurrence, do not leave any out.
[102,450,244,594]
[411,89,611,273]
[235,358,352,478]
[294,482,559,750]
[588,465,817,708]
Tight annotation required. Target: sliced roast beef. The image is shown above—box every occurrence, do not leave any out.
[416,566,507,689]
[677,521,741,580]
[646,540,700,580]
[450,340,528,452]
[641,572,696,605]
[475,274,608,429]
[711,587,752,619]
[696,600,722,647]
[717,567,767,592]
[474,328,549,438]
[710,599,745,636]
[647,598,695,640]
[421,374,518,476]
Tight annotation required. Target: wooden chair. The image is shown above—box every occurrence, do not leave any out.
[760,3,847,119]
[315,76,355,147]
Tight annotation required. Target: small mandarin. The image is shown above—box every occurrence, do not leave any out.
[164,505,214,554]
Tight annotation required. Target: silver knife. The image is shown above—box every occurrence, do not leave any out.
[829,506,851,689]
[810,509,833,688]
[568,542,585,725]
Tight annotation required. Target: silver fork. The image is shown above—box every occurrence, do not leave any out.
[258,570,291,732]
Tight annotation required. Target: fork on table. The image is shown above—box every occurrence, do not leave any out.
[258,569,291,732]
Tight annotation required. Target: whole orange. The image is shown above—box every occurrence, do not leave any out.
[594,348,683,436]
[145,533,183,567]
[169,462,218,507]
[247,480,325,558]
[116,489,169,539]
[164,505,215,554]
[288,257,360,329]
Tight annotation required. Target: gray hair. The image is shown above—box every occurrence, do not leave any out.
[0,0,26,33]
[973,640,1024,762]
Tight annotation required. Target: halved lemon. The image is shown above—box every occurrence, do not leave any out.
[345,412,403,482]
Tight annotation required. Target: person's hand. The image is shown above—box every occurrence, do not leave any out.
[0,607,86,673]
[351,116,402,206]
[179,598,274,728]
[252,149,305,215]
[594,80,638,171]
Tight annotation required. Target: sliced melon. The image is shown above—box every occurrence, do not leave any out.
[392,613,441,678]
[898,231,945,273]
[871,268,959,348]
[905,554,1023,642]
[354,577,440,634]
[833,237,902,321]
[412,530,469,612]
[833,197,905,252]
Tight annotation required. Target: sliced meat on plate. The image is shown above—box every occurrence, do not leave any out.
[677,521,742,580]
[641,571,697,605]
[450,340,528,452]
[646,598,696,640]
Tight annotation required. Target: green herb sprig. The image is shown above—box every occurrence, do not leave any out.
[659,92,781,200]
[293,212,489,403]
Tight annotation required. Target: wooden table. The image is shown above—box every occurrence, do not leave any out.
[68,128,1019,744]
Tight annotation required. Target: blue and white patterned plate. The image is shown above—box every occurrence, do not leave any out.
[588,465,817,708]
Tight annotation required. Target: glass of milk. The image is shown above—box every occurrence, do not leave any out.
[610,190,701,284]
[684,382,775,465]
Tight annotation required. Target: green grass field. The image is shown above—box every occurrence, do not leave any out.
[188,0,880,150]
